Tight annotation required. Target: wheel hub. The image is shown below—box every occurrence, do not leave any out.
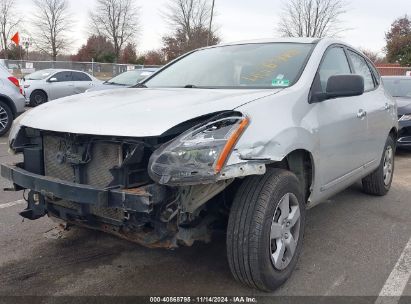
[270,193,301,271]
[0,106,9,131]
[383,146,393,186]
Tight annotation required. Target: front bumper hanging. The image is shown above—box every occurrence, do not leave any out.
[1,163,166,214]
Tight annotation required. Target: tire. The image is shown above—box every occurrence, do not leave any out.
[362,135,396,196]
[0,101,13,137]
[227,168,306,292]
[30,90,48,107]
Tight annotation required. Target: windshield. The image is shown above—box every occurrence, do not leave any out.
[384,78,411,98]
[107,70,154,86]
[26,70,53,80]
[145,43,314,89]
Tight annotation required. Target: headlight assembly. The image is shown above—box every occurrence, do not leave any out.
[149,114,249,185]
[399,114,411,122]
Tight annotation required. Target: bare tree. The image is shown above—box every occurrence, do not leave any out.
[162,0,219,59]
[0,0,20,59]
[278,0,347,38]
[90,0,140,62]
[32,0,72,61]
[164,0,212,39]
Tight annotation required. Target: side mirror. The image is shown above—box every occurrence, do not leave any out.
[48,77,58,83]
[311,74,365,103]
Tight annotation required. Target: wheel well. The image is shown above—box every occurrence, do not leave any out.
[0,95,17,118]
[267,150,314,203]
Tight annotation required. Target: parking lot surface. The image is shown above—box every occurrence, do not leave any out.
[0,134,410,298]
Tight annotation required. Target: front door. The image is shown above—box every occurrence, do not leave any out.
[313,46,369,195]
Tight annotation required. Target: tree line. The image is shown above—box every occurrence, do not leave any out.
[0,0,410,66]
[0,0,219,64]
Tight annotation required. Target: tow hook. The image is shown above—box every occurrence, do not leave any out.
[20,191,47,220]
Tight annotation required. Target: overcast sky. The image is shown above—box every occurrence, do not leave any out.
[17,0,411,55]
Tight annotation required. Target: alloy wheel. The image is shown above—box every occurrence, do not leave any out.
[0,106,9,132]
[383,146,394,186]
[270,193,301,271]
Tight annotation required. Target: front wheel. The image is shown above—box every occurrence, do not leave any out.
[362,135,396,196]
[227,168,306,292]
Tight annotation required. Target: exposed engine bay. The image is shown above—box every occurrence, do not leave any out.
[5,112,266,248]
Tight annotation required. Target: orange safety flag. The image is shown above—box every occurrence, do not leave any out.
[11,32,20,45]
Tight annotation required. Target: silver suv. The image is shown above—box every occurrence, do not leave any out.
[1,38,398,291]
[0,63,25,136]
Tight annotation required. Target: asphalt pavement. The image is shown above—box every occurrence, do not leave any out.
[0,134,410,300]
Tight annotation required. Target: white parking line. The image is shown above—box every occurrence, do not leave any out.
[375,236,411,304]
[0,199,25,209]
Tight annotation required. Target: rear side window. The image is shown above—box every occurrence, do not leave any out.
[53,72,72,82]
[318,47,351,93]
[72,72,92,81]
[347,50,375,91]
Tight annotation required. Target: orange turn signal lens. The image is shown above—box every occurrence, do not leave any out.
[215,117,250,173]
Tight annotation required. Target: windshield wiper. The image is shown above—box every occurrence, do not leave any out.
[184,84,197,88]
[134,83,147,88]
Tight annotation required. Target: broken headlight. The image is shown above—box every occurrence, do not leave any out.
[149,115,249,185]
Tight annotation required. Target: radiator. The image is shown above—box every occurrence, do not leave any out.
[43,135,124,221]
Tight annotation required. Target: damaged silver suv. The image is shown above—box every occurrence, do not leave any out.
[2,38,398,292]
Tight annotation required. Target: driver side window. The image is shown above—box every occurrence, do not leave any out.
[318,47,351,93]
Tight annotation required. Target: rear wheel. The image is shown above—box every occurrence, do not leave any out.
[30,90,48,107]
[0,101,13,136]
[227,168,306,291]
[362,135,395,196]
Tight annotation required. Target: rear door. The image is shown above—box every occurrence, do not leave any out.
[313,46,369,195]
[71,72,94,94]
[346,50,393,165]
[48,71,74,100]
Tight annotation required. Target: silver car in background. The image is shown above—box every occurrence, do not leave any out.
[22,69,102,106]
[0,63,25,136]
[86,68,159,92]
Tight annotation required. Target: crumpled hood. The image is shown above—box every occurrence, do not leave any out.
[21,88,280,137]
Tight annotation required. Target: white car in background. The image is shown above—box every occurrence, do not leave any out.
[22,69,102,106]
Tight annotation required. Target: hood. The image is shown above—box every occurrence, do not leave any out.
[86,84,127,92]
[395,97,411,110]
[21,88,280,137]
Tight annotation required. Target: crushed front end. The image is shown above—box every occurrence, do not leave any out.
[2,113,265,248]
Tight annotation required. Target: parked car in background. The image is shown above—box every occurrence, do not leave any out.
[0,63,25,136]
[383,76,411,149]
[2,38,398,291]
[22,69,102,106]
[86,68,159,92]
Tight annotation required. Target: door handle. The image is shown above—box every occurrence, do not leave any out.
[357,109,367,119]
[384,103,392,111]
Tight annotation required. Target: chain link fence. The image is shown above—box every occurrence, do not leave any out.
[1,59,161,80]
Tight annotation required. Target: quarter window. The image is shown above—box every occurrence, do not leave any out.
[72,72,92,81]
[347,50,375,91]
[318,47,351,93]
